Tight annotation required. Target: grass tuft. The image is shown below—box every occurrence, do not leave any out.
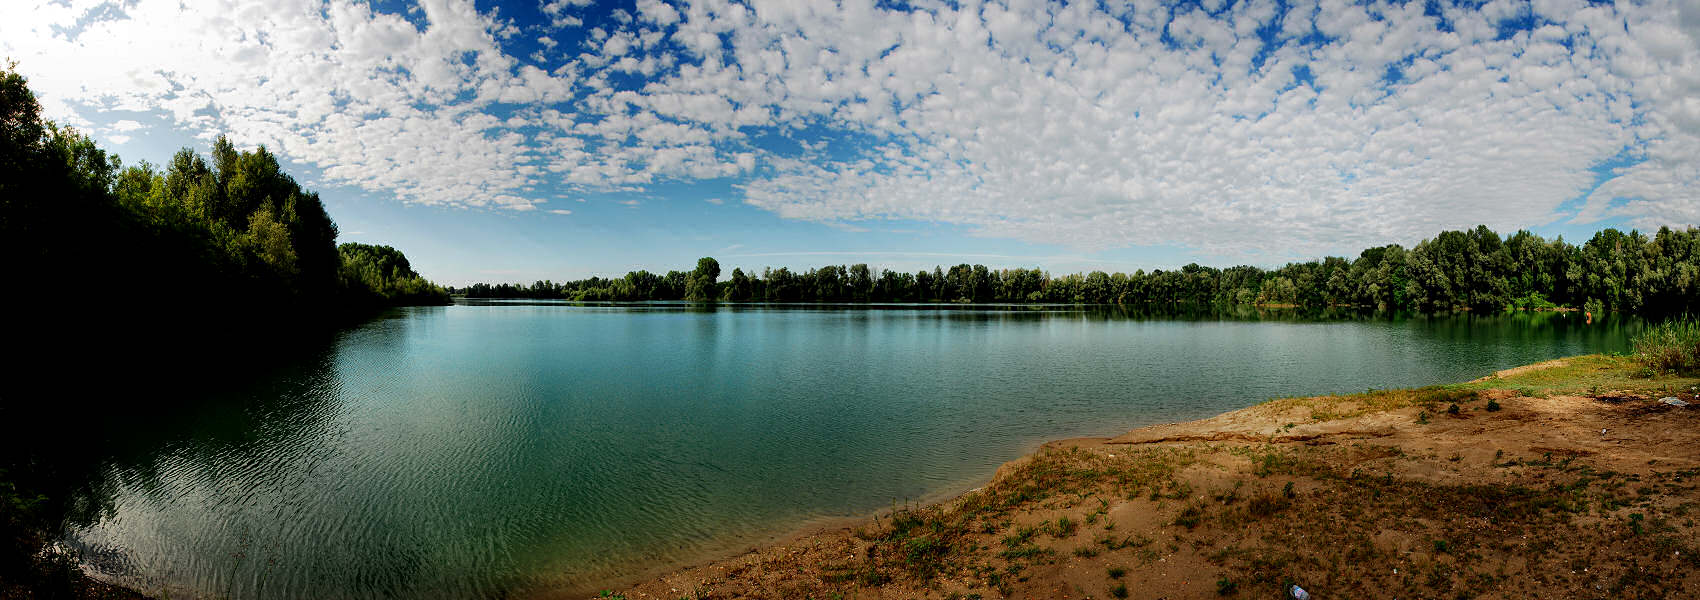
[1215,576,1238,595]
[1633,318,1700,374]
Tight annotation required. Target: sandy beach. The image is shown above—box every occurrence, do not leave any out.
[601,355,1700,599]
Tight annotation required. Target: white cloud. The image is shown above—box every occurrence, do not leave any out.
[635,0,681,27]
[548,208,572,215]
[540,0,594,29]
[5,0,1698,259]
[676,0,1694,255]
[2,0,572,212]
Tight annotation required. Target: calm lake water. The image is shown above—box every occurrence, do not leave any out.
[67,303,1639,599]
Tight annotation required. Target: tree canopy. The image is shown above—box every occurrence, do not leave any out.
[457,226,1700,317]
[1,63,446,322]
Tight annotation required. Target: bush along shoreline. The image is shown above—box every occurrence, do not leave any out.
[1633,318,1700,375]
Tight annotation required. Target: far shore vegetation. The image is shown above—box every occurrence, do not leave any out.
[457,224,1700,317]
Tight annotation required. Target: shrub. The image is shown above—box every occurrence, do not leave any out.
[1486,399,1502,412]
[1174,504,1205,528]
[1246,491,1291,517]
[1216,576,1239,595]
[1632,318,1700,374]
[1514,292,1558,311]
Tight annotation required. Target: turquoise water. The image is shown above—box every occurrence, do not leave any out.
[66,303,1638,598]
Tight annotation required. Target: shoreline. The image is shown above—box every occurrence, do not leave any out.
[604,354,1700,599]
[547,435,1084,599]
[47,354,1698,600]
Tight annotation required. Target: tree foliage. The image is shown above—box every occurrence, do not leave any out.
[0,63,446,326]
[458,225,1700,317]
[339,242,450,307]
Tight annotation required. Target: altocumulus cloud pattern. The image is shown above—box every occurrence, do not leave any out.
[5,0,1698,256]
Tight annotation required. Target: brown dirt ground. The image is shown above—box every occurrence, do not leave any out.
[599,356,1700,600]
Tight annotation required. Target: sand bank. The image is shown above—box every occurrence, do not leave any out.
[602,355,1700,599]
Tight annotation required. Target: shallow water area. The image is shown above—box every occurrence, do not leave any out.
[64,302,1639,599]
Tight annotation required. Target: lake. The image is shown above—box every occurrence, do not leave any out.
[65,303,1638,599]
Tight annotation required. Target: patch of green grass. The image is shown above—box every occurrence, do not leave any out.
[998,544,1050,560]
[1001,525,1036,548]
[1634,318,1700,375]
[1095,533,1150,551]
[1107,565,1127,578]
[1455,354,1699,396]
[1109,582,1129,598]
[1046,515,1079,538]
[905,535,947,567]
[1414,387,1479,406]
[1262,385,1487,424]
[1174,503,1206,529]
[1252,449,1292,477]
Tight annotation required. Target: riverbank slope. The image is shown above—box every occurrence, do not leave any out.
[601,355,1700,599]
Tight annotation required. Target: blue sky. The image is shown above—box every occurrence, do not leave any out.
[6,0,1699,285]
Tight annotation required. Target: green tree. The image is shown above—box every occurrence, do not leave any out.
[680,254,720,299]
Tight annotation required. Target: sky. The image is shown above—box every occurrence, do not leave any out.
[4,0,1699,285]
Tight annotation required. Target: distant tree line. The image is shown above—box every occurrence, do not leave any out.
[456,225,1700,316]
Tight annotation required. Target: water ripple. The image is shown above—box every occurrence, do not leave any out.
[67,306,1636,599]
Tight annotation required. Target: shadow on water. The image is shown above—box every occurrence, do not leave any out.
[1,308,398,598]
[30,306,562,600]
